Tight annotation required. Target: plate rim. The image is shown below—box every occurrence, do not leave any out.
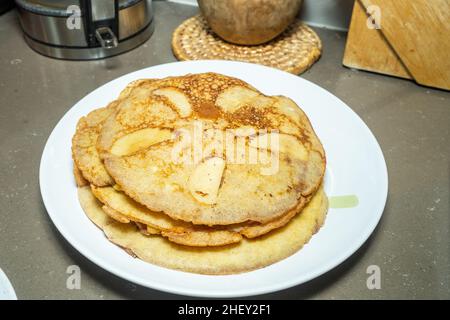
[39,60,388,298]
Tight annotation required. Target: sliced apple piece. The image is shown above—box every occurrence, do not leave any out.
[249,132,308,161]
[111,128,172,156]
[216,86,259,112]
[233,126,257,137]
[188,157,225,205]
[153,87,192,117]
[273,96,302,126]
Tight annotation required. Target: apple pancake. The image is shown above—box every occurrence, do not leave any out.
[77,185,328,275]
[72,103,117,186]
[89,182,315,245]
[72,79,161,186]
[99,73,325,225]
[90,184,243,247]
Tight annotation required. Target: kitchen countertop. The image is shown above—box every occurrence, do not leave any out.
[0,2,449,300]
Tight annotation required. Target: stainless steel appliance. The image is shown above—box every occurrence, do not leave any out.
[16,0,154,60]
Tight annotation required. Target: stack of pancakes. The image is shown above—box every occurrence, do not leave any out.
[73,73,327,274]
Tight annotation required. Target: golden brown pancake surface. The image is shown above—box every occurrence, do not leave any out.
[98,73,325,225]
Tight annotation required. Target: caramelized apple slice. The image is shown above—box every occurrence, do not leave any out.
[249,132,308,161]
[111,128,172,156]
[188,157,225,204]
[216,86,259,112]
[153,87,192,117]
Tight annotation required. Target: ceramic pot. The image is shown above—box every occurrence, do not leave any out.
[198,0,303,45]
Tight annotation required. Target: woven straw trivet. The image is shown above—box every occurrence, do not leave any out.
[172,15,322,75]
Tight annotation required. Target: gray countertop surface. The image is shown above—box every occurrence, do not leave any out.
[0,2,449,299]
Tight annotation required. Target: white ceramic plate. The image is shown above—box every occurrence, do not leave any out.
[0,268,17,300]
[40,60,388,298]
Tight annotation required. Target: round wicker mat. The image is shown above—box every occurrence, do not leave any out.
[172,15,322,75]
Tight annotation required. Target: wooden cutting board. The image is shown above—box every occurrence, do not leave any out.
[343,1,411,79]
[344,0,450,90]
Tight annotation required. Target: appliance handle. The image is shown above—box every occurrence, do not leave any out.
[95,26,118,49]
[80,0,119,48]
